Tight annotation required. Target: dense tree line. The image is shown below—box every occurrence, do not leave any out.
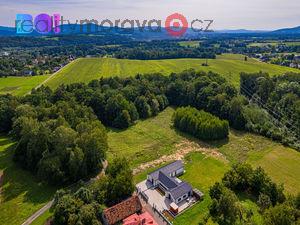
[173,107,229,140]
[166,70,247,130]
[51,157,134,225]
[11,99,108,184]
[240,72,300,149]
[114,47,216,60]
[35,75,169,129]
[208,163,299,225]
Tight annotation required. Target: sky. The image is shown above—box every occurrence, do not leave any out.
[0,0,299,30]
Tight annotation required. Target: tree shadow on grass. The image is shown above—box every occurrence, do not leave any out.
[0,141,57,205]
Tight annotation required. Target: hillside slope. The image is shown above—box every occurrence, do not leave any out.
[44,55,299,89]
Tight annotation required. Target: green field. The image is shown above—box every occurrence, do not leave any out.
[178,41,201,48]
[210,130,300,195]
[248,42,278,47]
[0,75,49,96]
[108,107,186,168]
[248,41,300,47]
[173,152,230,225]
[0,136,57,225]
[44,56,299,89]
[248,146,300,194]
[112,107,300,195]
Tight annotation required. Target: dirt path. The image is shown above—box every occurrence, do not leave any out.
[133,138,227,175]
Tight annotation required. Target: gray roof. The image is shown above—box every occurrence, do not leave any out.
[169,182,193,200]
[158,171,178,189]
[149,160,183,180]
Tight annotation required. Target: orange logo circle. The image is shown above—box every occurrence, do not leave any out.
[165,13,188,37]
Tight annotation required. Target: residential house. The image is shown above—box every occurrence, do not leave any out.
[147,160,193,204]
[102,196,142,225]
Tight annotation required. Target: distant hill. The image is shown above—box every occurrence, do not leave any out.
[0,26,15,36]
[271,26,300,34]
[1,24,300,37]
[216,29,268,34]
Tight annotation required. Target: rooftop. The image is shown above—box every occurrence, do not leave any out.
[103,196,142,225]
[123,212,158,225]
[149,160,183,180]
[169,182,193,200]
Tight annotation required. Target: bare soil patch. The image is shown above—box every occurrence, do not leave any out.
[133,138,227,175]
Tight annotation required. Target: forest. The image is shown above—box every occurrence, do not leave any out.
[0,70,299,186]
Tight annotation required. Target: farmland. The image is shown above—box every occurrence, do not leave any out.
[0,75,49,96]
[0,54,298,96]
[44,55,298,89]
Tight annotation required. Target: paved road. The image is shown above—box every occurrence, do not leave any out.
[21,200,54,225]
[21,160,108,225]
[26,59,77,95]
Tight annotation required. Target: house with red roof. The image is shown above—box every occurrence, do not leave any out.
[102,196,142,225]
[123,212,158,225]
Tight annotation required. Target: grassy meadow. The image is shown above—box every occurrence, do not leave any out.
[0,75,49,96]
[108,107,185,168]
[44,55,299,89]
[112,107,300,195]
[128,107,300,224]
[0,136,57,225]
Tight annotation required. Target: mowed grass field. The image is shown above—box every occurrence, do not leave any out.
[0,75,49,96]
[44,55,299,89]
[0,136,57,225]
[111,107,300,195]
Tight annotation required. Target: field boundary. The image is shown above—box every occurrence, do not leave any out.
[29,59,77,94]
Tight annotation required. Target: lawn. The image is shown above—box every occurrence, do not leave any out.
[0,136,57,225]
[44,56,299,89]
[0,75,49,96]
[173,152,230,225]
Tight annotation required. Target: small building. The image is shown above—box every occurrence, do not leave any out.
[23,70,33,76]
[103,196,142,225]
[147,161,193,204]
[123,212,158,225]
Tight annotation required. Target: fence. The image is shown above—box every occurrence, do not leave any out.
[152,204,173,225]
